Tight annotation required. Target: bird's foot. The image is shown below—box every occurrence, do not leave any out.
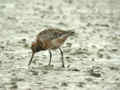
[48,64,54,67]
[62,64,65,68]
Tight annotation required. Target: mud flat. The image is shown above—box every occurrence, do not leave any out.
[0,0,120,90]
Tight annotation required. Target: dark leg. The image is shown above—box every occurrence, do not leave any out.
[48,50,52,66]
[59,48,65,67]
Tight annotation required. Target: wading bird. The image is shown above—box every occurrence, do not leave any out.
[28,28,74,67]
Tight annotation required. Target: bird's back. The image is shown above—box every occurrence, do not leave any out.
[36,28,74,49]
[37,28,70,41]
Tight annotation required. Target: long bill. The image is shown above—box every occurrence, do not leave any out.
[28,52,35,65]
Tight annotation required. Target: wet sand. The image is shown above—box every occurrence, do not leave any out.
[0,0,120,90]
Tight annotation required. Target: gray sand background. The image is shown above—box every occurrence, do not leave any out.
[0,0,120,90]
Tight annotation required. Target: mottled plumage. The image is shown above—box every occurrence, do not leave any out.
[29,28,74,67]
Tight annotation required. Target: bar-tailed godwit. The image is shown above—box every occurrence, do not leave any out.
[28,28,74,67]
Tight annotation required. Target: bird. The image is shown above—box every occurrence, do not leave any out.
[28,28,74,67]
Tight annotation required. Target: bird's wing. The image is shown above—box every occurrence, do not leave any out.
[37,28,66,41]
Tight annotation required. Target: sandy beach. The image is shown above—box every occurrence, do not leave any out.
[0,0,120,90]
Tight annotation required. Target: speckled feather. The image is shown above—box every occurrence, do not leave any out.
[29,28,74,66]
[36,28,74,49]
[37,28,69,41]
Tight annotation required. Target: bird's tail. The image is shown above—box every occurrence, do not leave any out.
[67,30,75,36]
[59,30,75,39]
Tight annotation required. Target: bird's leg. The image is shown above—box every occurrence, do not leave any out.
[48,50,52,66]
[59,48,65,67]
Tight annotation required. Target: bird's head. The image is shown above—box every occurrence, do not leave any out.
[31,41,41,53]
[28,41,45,65]
[28,41,39,65]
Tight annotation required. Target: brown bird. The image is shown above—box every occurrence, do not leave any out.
[28,28,74,67]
